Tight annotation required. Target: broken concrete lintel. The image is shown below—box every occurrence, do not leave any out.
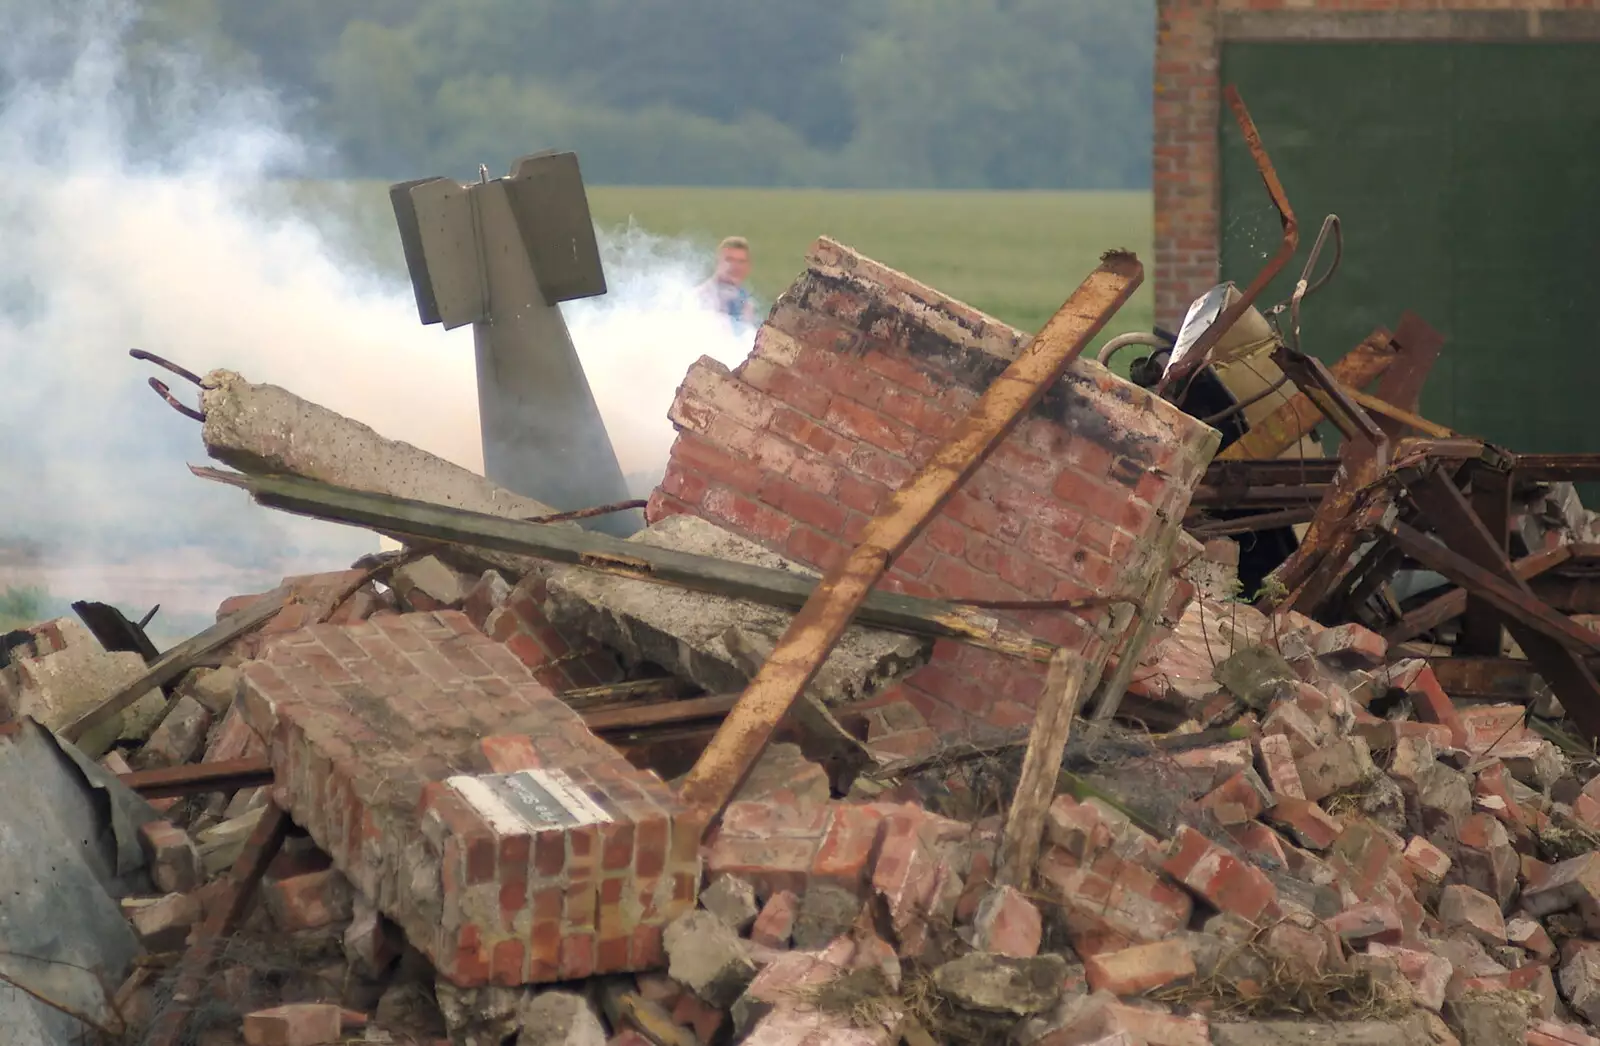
[546,514,929,706]
[199,369,564,576]
[208,469,1059,662]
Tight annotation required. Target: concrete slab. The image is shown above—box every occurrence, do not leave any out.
[543,514,930,706]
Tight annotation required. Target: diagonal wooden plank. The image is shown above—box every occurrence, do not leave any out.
[1382,544,1572,645]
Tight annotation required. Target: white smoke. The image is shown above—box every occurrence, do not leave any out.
[0,2,756,633]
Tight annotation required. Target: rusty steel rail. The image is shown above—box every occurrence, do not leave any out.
[674,251,1146,821]
[1157,85,1298,399]
[117,756,274,799]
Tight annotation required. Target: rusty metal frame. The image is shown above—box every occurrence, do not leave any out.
[1383,544,1574,645]
[673,252,1146,820]
[1156,85,1298,399]
[1396,469,1600,743]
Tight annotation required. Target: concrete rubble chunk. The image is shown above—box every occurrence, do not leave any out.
[0,641,164,750]
[180,665,242,716]
[1213,644,1299,710]
[1209,1016,1453,1046]
[516,992,608,1046]
[137,694,214,768]
[974,885,1042,958]
[200,368,565,575]
[139,819,203,894]
[391,554,472,611]
[794,882,866,951]
[1560,948,1600,1026]
[1445,991,1534,1046]
[545,514,931,706]
[701,875,761,934]
[196,806,267,877]
[1439,885,1508,945]
[125,891,202,952]
[932,952,1067,1015]
[1297,736,1377,803]
[664,910,758,1008]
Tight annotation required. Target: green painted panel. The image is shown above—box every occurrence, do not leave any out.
[1219,42,1600,458]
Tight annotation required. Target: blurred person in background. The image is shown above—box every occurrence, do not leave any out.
[698,235,758,330]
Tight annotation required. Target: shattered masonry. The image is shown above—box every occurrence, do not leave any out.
[652,237,1217,740]
[13,230,1600,1046]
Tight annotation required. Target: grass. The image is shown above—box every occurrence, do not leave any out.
[280,183,1155,347]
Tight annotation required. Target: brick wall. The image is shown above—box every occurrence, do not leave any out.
[238,611,698,987]
[1154,0,1600,328]
[649,239,1218,739]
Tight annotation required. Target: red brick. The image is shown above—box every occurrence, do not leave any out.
[242,1003,343,1046]
[1161,826,1278,922]
[262,869,353,931]
[812,804,886,893]
[1325,900,1402,946]
[1390,662,1467,748]
[1039,848,1192,947]
[1197,770,1268,826]
[1310,623,1387,668]
[750,890,799,949]
[1083,939,1197,996]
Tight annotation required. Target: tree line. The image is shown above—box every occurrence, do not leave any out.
[134,0,1154,190]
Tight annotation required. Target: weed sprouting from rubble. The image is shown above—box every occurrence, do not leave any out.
[0,1,754,623]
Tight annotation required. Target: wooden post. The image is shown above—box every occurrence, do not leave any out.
[996,647,1092,890]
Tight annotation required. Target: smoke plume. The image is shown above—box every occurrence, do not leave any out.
[0,2,754,633]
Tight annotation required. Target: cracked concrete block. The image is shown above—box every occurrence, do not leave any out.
[545,514,930,705]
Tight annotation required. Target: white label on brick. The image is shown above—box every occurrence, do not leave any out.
[447,768,613,834]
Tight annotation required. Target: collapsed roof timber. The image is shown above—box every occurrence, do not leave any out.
[8,101,1600,1046]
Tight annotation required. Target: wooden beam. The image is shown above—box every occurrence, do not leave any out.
[998,649,1090,889]
[582,694,739,733]
[196,469,1057,664]
[674,252,1147,820]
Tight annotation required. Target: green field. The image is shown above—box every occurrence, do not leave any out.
[297,184,1155,348]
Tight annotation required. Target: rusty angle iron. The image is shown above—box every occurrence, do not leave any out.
[674,251,1145,823]
[1156,85,1299,400]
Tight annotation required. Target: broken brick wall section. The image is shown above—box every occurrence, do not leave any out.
[239,611,699,989]
[650,238,1218,740]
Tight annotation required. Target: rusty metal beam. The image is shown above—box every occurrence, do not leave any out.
[1398,469,1600,742]
[1461,466,1515,655]
[674,252,1146,820]
[1187,506,1318,537]
[145,803,290,1046]
[117,756,273,799]
[1189,484,1329,509]
[1513,454,1600,482]
[1157,85,1297,398]
[1205,460,1341,486]
[1216,331,1394,462]
[1389,525,1600,656]
[1382,544,1572,645]
[1372,312,1445,443]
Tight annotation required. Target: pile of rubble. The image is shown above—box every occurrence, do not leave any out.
[8,232,1600,1046]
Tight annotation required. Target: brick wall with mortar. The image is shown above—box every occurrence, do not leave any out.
[648,238,1218,740]
[1154,0,1600,328]
[237,611,699,988]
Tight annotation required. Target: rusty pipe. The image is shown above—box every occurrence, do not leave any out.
[1156,85,1298,400]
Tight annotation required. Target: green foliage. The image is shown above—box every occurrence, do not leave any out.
[291,182,1155,346]
[133,0,1156,189]
[0,586,48,631]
